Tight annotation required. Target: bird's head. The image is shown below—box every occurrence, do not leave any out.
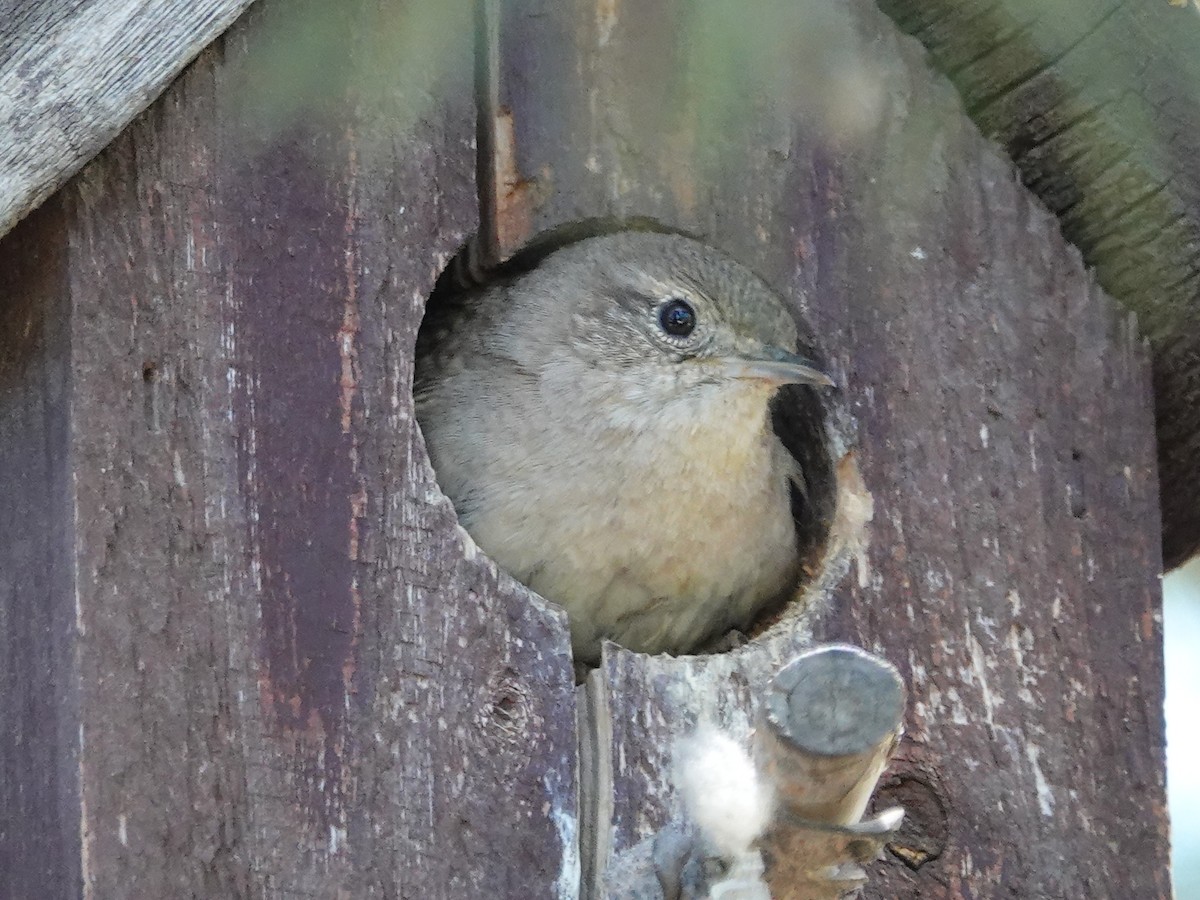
[505,232,832,423]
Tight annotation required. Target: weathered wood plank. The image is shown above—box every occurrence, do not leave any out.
[873,0,1200,567]
[0,0,257,241]
[0,202,80,898]
[2,0,579,894]
[492,0,1168,896]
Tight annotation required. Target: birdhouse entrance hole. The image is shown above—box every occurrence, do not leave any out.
[414,222,847,669]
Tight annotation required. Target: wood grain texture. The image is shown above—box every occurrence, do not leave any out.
[872,0,1200,568]
[1,0,578,895]
[491,0,1169,896]
[0,0,259,242]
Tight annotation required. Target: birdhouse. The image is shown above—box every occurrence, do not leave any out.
[0,0,1177,896]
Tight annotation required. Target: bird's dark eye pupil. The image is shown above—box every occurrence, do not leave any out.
[659,299,696,337]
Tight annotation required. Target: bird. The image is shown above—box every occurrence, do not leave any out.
[414,231,834,668]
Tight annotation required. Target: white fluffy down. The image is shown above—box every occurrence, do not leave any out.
[676,727,774,858]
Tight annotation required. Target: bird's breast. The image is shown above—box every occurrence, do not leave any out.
[465,384,800,659]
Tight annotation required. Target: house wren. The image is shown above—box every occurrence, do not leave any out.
[414,232,833,667]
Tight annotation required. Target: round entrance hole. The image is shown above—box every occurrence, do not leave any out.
[414,221,840,671]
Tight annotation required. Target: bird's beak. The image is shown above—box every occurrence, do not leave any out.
[719,346,835,387]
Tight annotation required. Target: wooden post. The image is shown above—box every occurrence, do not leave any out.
[756,646,905,899]
[757,646,904,827]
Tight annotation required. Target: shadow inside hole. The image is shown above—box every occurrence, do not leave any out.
[768,382,837,592]
[417,220,839,667]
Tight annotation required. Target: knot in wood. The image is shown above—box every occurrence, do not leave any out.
[478,668,533,741]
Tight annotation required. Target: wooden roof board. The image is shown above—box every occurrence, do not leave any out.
[0,0,257,239]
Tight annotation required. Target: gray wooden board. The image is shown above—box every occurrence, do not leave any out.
[0,0,259,242]
[492,0,1169,896]
[0,0,579,895]
[0,202,80,898]
[874,0,1200,568]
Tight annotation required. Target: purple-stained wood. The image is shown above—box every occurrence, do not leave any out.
[0,0,578,895]
[491,0,1169,897]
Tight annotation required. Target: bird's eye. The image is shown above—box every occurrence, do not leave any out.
[658,298,696,337]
